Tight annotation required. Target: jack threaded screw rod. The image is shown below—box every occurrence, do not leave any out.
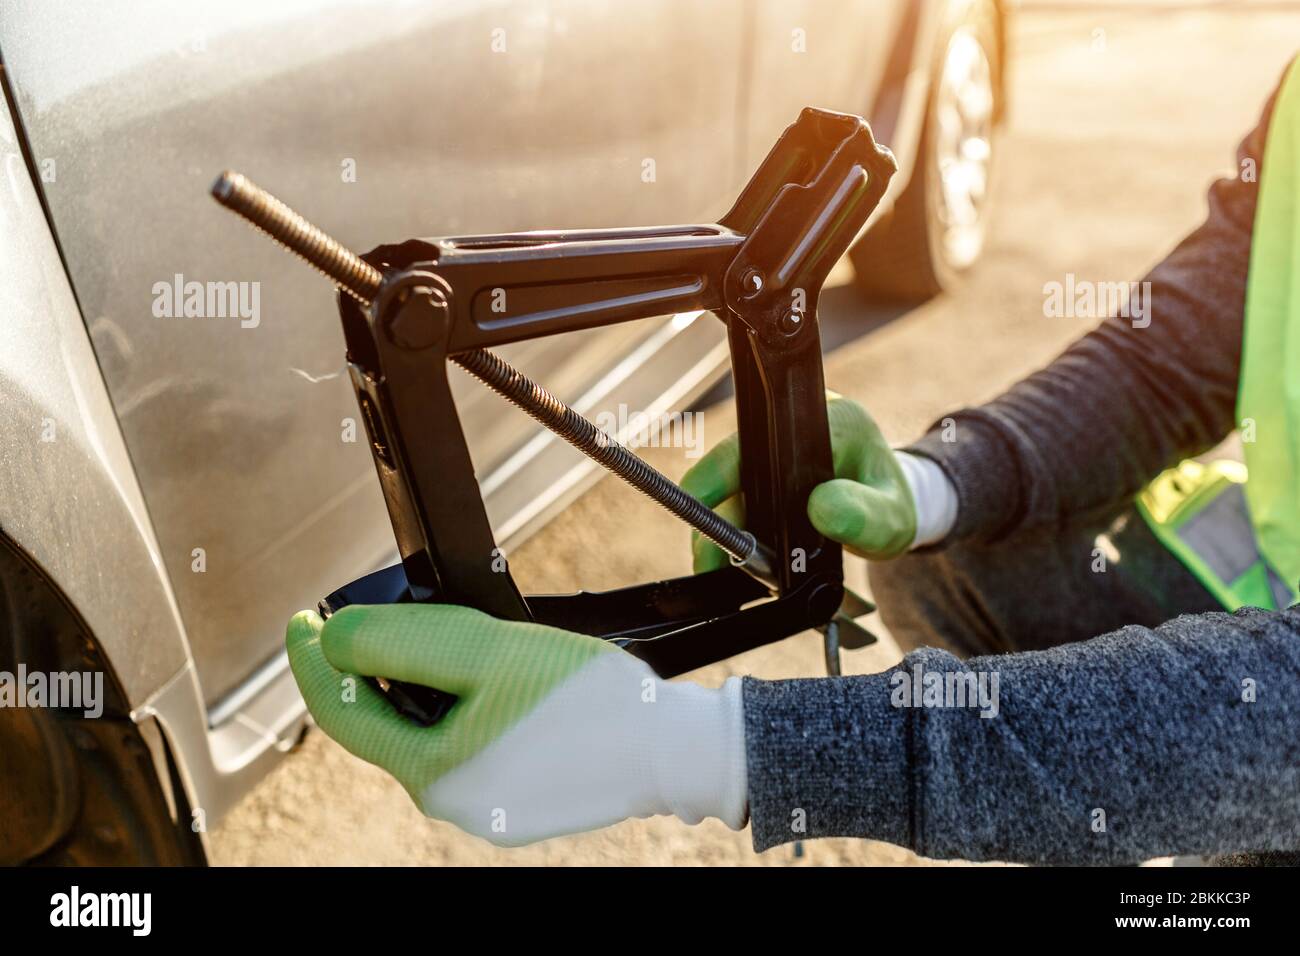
[212,171,385,303]
[452,347,773,582]
[212,170,775,584]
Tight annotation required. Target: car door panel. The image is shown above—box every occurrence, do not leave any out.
[740,0,906,171]
[0,0,742,705]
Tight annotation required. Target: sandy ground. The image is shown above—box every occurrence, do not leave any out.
[210,3,1300,866]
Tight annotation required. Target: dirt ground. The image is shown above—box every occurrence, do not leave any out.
[211,2,1300,866]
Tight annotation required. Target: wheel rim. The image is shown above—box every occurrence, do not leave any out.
[931,25,995,271]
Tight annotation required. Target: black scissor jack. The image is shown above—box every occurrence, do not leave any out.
[214,107,897,725]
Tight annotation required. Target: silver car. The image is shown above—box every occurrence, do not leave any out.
[0,0,1005,864]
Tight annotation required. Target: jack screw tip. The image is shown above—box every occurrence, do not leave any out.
[210,170,243,204]
[207,168,382,304]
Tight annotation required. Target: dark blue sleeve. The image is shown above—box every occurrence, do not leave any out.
[742,606,1300,863]
[906,62,1289,544]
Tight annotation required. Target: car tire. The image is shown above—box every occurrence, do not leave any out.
[0,536,207,866]
[851,0,1003,302]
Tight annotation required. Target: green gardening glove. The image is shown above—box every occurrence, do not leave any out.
[287,603,748,847]
[680,396,919,570]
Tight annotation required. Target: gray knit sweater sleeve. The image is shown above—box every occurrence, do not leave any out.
[743,606,1300,862]
[904,66,1285,544]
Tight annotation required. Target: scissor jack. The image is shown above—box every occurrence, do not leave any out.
[214,107,897,725]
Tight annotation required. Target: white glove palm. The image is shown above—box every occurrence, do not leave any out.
[287,605,747,846]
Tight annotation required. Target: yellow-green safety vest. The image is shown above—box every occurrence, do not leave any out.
[1138,57,1300,612]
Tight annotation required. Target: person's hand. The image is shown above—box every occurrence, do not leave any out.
[286,604,746,847]
[680,396,921,570]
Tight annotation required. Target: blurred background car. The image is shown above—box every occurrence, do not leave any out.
[0,0,1005,864]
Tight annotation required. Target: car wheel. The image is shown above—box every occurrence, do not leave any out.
[0,536,207,866]
[851,0,1003,302]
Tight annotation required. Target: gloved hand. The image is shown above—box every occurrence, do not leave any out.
[681,396,952,570]
[286,604,747,847]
